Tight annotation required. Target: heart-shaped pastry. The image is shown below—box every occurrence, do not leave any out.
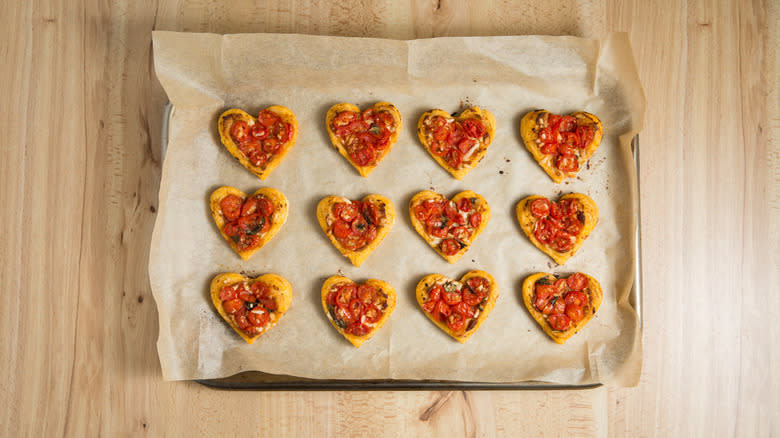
[316,194,395,267]
[521,272,602,344]
[210,272,293,344]
[218,106,298,180]
[209,186,288,260]
[325,102,402,177]
[321,275,396,348]
[416,270,498,343]
[417,107,496,179]
[516,193,598,265]
[520,110,603,183]
[409,190,490,263]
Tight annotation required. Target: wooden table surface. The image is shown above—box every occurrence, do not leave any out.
[1,0,777,436]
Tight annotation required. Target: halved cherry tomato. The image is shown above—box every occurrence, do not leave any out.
[443,290,462,306]
[441,239,461,256]
[436,300,452,321]
[428,285,443,302]
[235,314,251,330]
[549,202,563,219]
[346,323,370,336]
[250,123,268,140]
[534,284,556,314]
[433,119,452,141]
[223,298,244,315]
[257,197,274,217]
[332,219,351,239]
[249,151,267,167]
[223,222,240,238]
[558,142,576,157]
[447,123,465,146]
[458,198,472,212]
[241,197,259,216]
[351,216,368,234]
[552,296,566,314]
[375,111,395,127]
[565,305,584,322]
[334,202,359,223]
[430,140,449,156]
[538,127,557,144]
[352,144,376,166]
[554,278,568,294]
[270,121,289,142]
[326,291,338,306]
[450,226,470,243]
[361,305,381,324]
[335,306,355,325]
[336,284,356,307]
[422,299,437,314]
[362,202,381,225]
[230,120,250,143]
[447,312,466,332]
[454,301,475,318]
[334,111,358,126]
[348,299,363,320]
[236,234,261,250]
[263,138,281,154]
[560,131,579,147]
[427,222,448,239]
[358,285,377,305]
[534,219,555,243]
[469,212,482,228]
[238,288,256,303]
[462,290,482,306]
[414,204,430,221]
[430,115,448,130]
[364,225,377,242]
[457,138,477,155]
[576,125,594,149]
[540,143,558,155]
[220,195,243,221]
[248,309,269,327]
[238,139,261,156]
[219,286,237,301]
[564,291,588,308]
[567,273,589,291]
[551,233,574,252]
[562,216,583,235]
[259,295,276,311]
[462,118,485,138]
[444,149,462,168]
[530,198,550,218]
[556,154,578,172]
[466,277,489,294]
[445,202,465,225]
[547,113,562,129]
[342,235,365,250]
[258,109,281,127]
[558,116,577,132]
[548,313,571,331]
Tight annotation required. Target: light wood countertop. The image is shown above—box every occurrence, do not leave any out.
[1,0,777,436]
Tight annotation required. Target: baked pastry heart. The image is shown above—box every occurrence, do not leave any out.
[325,102,402,177]
[516,193,598,265]
[321,276,396,348]
[209,186,288,260]
[218,106,298,180]
[210,272,292,344]
[521,272,602,344]
[409,190,490,263]
[417,107,496,179]
[416,270,498,343]
[316,194,395,267]
[520,110,603,183]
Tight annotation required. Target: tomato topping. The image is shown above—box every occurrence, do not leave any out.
[443,290,462,306]
[552,296,566,314]
[551,232,574,252]
[534,284,556,314]
[547,113,562,128]
[469,212,482,228]
[428,285,443,302]
[447,312,466,332]
[414,204,430,221]
[430,140,449,156]
[462,118,485,138]
[238,288,256,303]
[250,123,268,140]
[577,125,594,148]
[558,116,577,132]
[335,202,360,222]
[334,111,358,126]
[466,277,489,294]
[223,222,240,238]
[351,144,376,166]
[444,148,462,168]
[230,120,251,143]
[258,109,280,127]
[561,215,583,235]
[248,309,269,327]
[249,151,268,167]
[564,291,588,308]
[454,301,475,318]
[450,226,471,243]
[534,219,555,243]
[538,127,557,144]
[262,138,281,154]
[346,323,370,336]
[220,195,243,221]
[361,305,381,324]
[421,299,437,314]
[548,313,571,331]
[555,153,578,172]
[436,300,452,321]
[462,290,482,306]
[219,285,237,301]
[558,142,576,157]
[236,234,261,250]
[358,285,377,305]
[554,278,568,293]
[335,306,355,325]
[223,298,244,315]
[332,219,351,239]
[428,222,448,238]
[540,143,558,155]
[362,202,381,225]
[351,216,368,234]
[348,299,363,320]
[567,273,588,291]
[441,238,461,256]
[458,198,472,212]
[565,305,584,322]
[444,202,465,225]
[530,198,550,218]
[235,314,251,330]
[336,284,356,307]
[457,138,477,155]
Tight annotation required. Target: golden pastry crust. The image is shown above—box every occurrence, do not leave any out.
[209,186,289,261]
[520,110,603,183]
[409,190,490,264]
[417,107,496,180]
[316,194,395,267]
[210,272,293,344]
[218,106,299,180]
[521,272,602,344]
[325,102,403,177]
[320,276,396,348]
[516,193,599,265]
[415,270,498,343]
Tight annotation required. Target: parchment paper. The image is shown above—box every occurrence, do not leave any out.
[150,31,645,386]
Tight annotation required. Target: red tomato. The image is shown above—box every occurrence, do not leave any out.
[552,297,566,314]
[447,123,465,146]
[235,314,251,330]
[414,204,430,221]
[334,111,358,126]
[462,290,482,307]
[430,115,448,130]
[427,222,448,239]
[352,144,376,166]
[336,284,356,307]
[362,202,381,225]
[430,140,449,156]
[262,138,281,154]
[236,234,261,250]
[436,300,452,321]
[534,219,555,243]
[560,131,579,147]
[551,233,574,252]
[333,219,351,239]
[556,154,578,172]
[538,127,558,144]
[351,216,368,234]
[548,313,571,331]
[540,143,558,155]
[349,299,363,320]
[219,286,237,301]
[428,285,443,302]
[462,118,485,138]
[361,305,381,324]
[454,301,475,318]
[346,323,370,336]
[445,202,465,225]
[444,149,462,168]
[466,277,489,294]
[562,216,583,235]
[440,239,461,256]
[249,151,268,167]
[258,109,281,127]
[364,225,377,242]
[241,197,259,216]
[223,222,240,238]
[558,116,577,132]
[458,198,472,212]
[341,235,365,251]
[223,298,244,315]
[447,312,466,332]
[220,195,243,221]
[529,198,550,218]
[534,284,556,314]
[469,212,482,228]
[443,290,462,306]
[335,306,354,325]
[567,273,589,291]
[326,291,338,306]
[257,197,274,217]
[375,111,395,127]
[554,278,568,294]
[270,121,288,142]
[576,125,594,149]
[549,202,563,219]
[457,138,477,155]
[238,139,260,156]
[238,288,256,303]
[248,309,269,327]
[565,291,588,308]
[422,299,437,314]
[230,120,250,143]
[450,226,470,242]
[547,113,562,129]
[433,118,452,141]
[558,142,576,157]
[358,285,377,305]
[259,295,277,311]
[334,202,359,222]
[565,305,584,322]
[250,123,268,140]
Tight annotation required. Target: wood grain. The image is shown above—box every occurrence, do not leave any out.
[0,0,776,436]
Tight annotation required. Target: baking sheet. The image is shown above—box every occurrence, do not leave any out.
[150,32,645,386]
